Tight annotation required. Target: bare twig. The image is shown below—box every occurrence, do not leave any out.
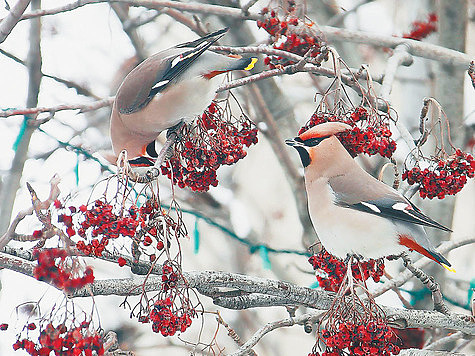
[0,48,101,99]
[424,331,467,351]
[401,254,450,315]
[0,97,114,117]
[17,0,261,21]
[0,0,31,43]
[0,175,61,249]
[321,25,473,68]
[227,313,322,356]
[217,315,258,356]
[241,0,259,16]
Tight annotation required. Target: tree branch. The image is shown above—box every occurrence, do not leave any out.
[0,97,114,118]
[0,0,31,43]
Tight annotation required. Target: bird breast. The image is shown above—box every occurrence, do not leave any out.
[118,76,216,135]
[306,178,406,259]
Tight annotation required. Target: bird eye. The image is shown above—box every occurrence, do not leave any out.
[302,136,329,147]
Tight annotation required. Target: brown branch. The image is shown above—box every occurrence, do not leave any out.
[0,0,31,43]
[0,97,114,118]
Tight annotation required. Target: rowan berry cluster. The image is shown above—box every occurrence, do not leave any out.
[161,263,179,292]
[161,102,258,191]
[12,322,104,356]
[257,6,323,68]
[403,13,437,41]
[309,250,384,292]
[402,150,475,199]
[299,107,397,158]
[72,199,139,257]
[311,320,400,356]
[149,297,195,336]
[33,249,94,292]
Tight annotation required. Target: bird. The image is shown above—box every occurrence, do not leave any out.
[107,28,257,167]
[285,121,454,272]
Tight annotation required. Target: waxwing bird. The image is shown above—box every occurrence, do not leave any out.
[108,28,257,167]
[286,122,454,271]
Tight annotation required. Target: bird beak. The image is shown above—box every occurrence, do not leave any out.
[285,138,295,146]
[285,138,300,147]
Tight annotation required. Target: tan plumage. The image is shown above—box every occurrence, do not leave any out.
[286,122,454,271]
[108,28,257,166]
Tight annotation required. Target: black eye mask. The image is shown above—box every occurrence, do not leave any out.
[295,136,330,147]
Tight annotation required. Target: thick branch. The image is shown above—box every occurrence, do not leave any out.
[12,1,472,68]
[2,248,474,334]
[0,0,31,43]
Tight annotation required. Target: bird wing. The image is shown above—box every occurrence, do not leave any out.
[329,172,452,232]
[116,29,228,115]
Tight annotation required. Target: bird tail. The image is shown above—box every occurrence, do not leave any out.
[176,28,229,49]
[229,57,258,71]
[398,235,455,272]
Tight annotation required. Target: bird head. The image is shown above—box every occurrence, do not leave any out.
[285,122,352,168]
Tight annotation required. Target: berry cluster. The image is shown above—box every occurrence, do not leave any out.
[402,150,475,199]
[403,13,437,41]
[257,7,323,68]
[161,102,258,191]
[33,249,94,292]
[311,320,400,356]
[74,200,139,257]
[12,322,104,356]
[309,250,384,292]
[149,297,195,336]
[161,263,178,292]
[299,107,397,158]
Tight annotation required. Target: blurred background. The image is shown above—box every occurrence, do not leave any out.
[0,0,474,355]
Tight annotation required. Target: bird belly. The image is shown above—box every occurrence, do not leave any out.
[307,180,405,260]
[119,77,217,135]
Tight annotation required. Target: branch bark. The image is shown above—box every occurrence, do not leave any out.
[0,0,31,43]
[0,0,41,235]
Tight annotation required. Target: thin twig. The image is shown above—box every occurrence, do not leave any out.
[227,313,322,356]
[0,97,114,117]
[400,254,450,314]
[0,48,101,99]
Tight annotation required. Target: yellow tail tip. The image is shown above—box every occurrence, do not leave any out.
[442,263,456,273]
[244,57,258,71]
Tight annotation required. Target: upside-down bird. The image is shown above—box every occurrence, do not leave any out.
[108,28,257,167]
[286,122,454,271]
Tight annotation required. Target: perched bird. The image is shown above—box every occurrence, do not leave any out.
[286,122,454,271]
[108,28,257,167]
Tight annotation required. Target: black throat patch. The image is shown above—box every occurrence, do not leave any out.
[294,146,310,167]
